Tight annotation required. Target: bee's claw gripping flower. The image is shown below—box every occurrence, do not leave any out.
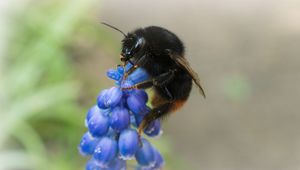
[144,120,162,137]
[79,64,165,170]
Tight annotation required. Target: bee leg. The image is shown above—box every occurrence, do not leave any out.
[152,69,176,86]
[122,69,176,90]
[164,86,174,101]
[122,79,153,90]
[138,102,172,139]
[124,54,147,79]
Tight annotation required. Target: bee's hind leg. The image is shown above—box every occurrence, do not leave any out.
[137,102,173,144]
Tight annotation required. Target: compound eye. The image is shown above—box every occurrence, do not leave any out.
[132,37,145,53]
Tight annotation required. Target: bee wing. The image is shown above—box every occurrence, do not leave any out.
[168,51,206,98]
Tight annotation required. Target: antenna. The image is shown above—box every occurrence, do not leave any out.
[101,22,127,37]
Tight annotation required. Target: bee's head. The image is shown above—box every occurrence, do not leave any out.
[120,34,145,63]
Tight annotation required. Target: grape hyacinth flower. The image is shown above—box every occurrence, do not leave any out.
[79,64,164,170]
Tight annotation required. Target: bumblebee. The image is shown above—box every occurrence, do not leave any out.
[102,23,205,136]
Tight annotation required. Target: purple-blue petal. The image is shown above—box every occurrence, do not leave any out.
[97,89,109,109]
[125,62,133,72]
[152,148,164,170]
[78,132,99,156]
[105,87,123,107]
[86,105,110,126]
[106,158,126,170]
[107,69,122,81]
[133,90,148,103]
[87,111,110,137]
[85,158,102,170]
[93,137,118,167]
[127,93,148,114]
[86,105,99,122]
[117,65,124,75]
[110,107,130,132]
[132,106,151,127]
[118,129,139,160]
[135,138,155,167]
[86,158,126,170]
[127,68,149,84]
[97,87,123,109]
[136,148,164,170]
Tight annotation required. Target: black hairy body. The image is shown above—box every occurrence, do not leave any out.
[123,26,193,102]
[102,23,205,137]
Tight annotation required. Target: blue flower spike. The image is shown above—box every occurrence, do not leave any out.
[79,64,165,170]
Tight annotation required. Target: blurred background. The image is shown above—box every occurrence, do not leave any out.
[1,0,300,169]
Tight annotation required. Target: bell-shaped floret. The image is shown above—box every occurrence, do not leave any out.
[87,109,110,137]
[93,137,118,168]
[78,132,99,156]
[110,106,130,132]
[135,138,155,168]
[118,129,139,160]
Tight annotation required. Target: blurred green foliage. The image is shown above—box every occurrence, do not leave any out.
[0,0,92,169]
[0,1,189,170]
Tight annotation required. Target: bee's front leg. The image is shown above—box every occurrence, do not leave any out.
[124,54,147,79]
[122,69,176,90]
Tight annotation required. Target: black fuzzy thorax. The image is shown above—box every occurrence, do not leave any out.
[124,26,193,100]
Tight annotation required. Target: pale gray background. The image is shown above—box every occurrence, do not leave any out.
[99,0,300,169]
